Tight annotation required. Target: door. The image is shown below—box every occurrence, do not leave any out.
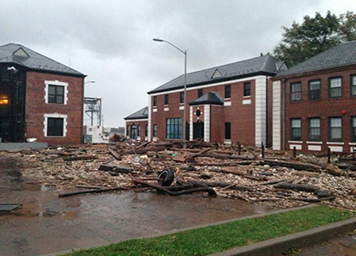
[193,122,204,140]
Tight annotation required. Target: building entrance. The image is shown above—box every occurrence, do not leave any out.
[193,122,204,140]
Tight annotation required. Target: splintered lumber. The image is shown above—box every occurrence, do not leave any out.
[108,148,122,160]
[289,196,335,203]
[190,161,255,166]
[324,164,344,176]
[262,159,321,171]
[275,182,319,192]
[132,179,217,197]
[63,155,97,161]
[98,164,132,174]
[187,180,253,191]
[261,178,295,186]
[197,153,255,160]
[58,187,129,197]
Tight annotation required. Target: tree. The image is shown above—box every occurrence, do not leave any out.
[273,11,343,67]
[339,11,356,41]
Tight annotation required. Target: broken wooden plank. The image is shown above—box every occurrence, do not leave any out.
[262,159,321,171]
[98,165,132,174]
[108,148,122,160]
[58,187,129,197]
[275,182,319,192]
[63,155,97,161]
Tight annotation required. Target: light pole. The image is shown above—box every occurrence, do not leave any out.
[153,38,187,147]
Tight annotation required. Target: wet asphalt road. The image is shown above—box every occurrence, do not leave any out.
[0,156,274,256]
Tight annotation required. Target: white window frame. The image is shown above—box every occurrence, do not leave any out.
[44,80,68,105]
[44,113,68,137]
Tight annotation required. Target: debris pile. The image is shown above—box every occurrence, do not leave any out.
[2,140,356,209]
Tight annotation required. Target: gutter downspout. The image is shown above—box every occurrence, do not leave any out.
[282,78,287,151]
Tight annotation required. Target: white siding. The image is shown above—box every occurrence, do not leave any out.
[255,76,267,147]
[272,80,281,150]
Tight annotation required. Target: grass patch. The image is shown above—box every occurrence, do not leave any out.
[65,205,353,256]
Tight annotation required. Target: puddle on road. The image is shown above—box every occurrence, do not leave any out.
[0,156,277,256]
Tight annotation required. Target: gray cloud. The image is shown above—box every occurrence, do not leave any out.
[1,0,354,127]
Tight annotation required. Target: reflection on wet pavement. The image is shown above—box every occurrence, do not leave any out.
[0,156,276,256]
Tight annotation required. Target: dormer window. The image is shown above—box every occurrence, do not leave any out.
[211,69,223,79]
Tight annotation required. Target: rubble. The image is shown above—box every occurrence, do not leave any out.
[2,140,356,210]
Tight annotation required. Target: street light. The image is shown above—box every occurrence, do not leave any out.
[153,38,187,147]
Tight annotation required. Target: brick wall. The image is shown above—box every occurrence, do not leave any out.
[282,65,356,153]
[25,71,84,144]
[150,78,258,146]
[125,120,149,141]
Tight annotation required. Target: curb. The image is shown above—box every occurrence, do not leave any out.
[209,217,356,256]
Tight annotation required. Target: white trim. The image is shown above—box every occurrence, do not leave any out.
[204,105,210,142]
[289,144,302,150]
[351,147,356,153]
[243,95,251,99]
[189,106,193,141]
[164,107,169,111]
[272,81,281,150]
[148,95,151,141]
[149,75,267,96]
[224,139,232,145]
[44,80,68,105]
[224,101,231,106]
[125,118,148,122]
[179,106,184,110]
[307,141,322,144]
[348,142,356,146]
[255,76,267,147]
[44,113,67,137]
[288,140,303,144]
[327,142,345,145]
[329,146,343,152]
[153,108,158,112]
[308,145,321,151]
[242,99,251,105]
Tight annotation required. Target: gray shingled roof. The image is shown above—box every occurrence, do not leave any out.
[148,55,286,94]
[0,43,85,77]
[124,106,148,120]
[189,92,224,106]
[276,40,356,78]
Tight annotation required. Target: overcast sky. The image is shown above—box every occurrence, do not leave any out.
[1,1,355,127]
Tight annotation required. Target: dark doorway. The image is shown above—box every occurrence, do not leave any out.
[193,122,204,140]
[0,65,26,142]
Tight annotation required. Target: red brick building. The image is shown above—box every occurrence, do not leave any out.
[124,106,148,141]
[145,55,286,146]
[0,43,85,144]
[272,41,356,153]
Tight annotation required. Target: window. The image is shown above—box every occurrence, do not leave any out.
[47,118,64,136]
[145,124,148,137]
[45,80,67,104]
[225,122,231,140]
[308,118,321,141]
[290,118,301,141]
[131,125,137,139]
[153,96,157,106]
[126,125,130,136]
[164,94,169,105]
[166,118,182,139]
[225,85,231,98]
[351,75,356,96]
[329,77,342,98]
[180,92,184,104]
[153,124,157,137]
[352,117,356,142]
[137,125,141,136]
[309,80,321,100]
[290,82,301,101]
[329,117,342,141]
[48,85,64,104]
[198,89,203,97]
[243,82,251,96]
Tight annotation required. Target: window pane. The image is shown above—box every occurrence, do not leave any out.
[49,86,56,94]
[310,119,320,127]
[330,118,341,127]
[57,86,64,94]
[330,78,341,88]
[292,119,301,128]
